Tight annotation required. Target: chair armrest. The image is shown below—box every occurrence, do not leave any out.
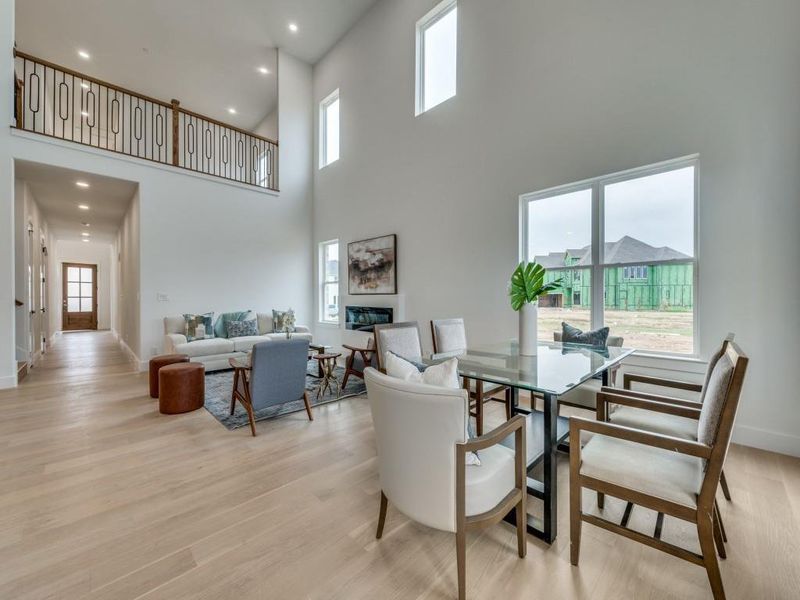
[461,414,526,453]
[294,325,310,334]
[342,343,373,354]
[570,416,711,459]
[597,390,702,420]
[601,386,703,409]
[623,372,702,393]
[164,333,187,353]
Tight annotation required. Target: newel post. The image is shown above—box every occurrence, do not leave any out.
[171,99,180,166]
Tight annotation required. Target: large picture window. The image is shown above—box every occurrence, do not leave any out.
[319,89,340,168]
[319,240,340,323]
[415,0,457,115]
[521,156,697,355]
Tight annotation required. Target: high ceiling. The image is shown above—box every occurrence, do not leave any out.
[15,0,378,130]
[15,160,138,243]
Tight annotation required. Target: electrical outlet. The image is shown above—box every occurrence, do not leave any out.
[156,293,169,302]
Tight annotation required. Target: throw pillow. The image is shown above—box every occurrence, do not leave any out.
[272,309,296,333]
[213,311,252,338]
[561,322,610,347]
[383,353,480,466]
[226,319,258,339]
[184,312,214,342]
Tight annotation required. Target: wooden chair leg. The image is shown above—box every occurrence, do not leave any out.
[230,370,239,415]
[303,391,314,421]
[698,513,726,600]
[244,401,257,437]
[230,393,237,416]
[714,498,728,543]
[505,387,513,420]
[516,496,527,558]
[475,380,484,436]
[720,469,732,501]
[712,504,727,559]
[456,528,466,600]
[570,456,582,565]
[597,492,605,510]
[376,491,388,539]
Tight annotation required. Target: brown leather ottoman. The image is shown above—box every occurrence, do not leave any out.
[149,353,189,398]
[158,362,205,414]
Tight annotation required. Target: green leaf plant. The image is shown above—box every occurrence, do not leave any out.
[509,261,563,312]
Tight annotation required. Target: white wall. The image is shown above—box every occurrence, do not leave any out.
[312,0,800,455]
[114,191,140,359]
[50,240,114,331]
[254,109,278,142]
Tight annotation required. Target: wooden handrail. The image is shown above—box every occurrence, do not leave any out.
[12,49,278,146]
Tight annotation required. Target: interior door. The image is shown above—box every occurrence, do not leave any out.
[62,263,97,331]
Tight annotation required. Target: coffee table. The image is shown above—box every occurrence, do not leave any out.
[313,353,342,400]
[309,344,332,377]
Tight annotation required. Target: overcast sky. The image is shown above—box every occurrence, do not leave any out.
[528,166,695,260]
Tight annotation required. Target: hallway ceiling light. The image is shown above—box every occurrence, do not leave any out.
[82,238,90,242]
[81,232,90,237]
[80,82,90,89]
[228,107,237,114]
[82,222,90,227]
[78,204,90,210]
[80,111,90,117]
[78,49,90,59]
[258,66,270,75]
[288,22,298,33]
[76,181,90,188]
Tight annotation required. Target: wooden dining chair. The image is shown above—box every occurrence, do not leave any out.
[341,336,377,388]
[569,341,748,600]
[430,318,513,435]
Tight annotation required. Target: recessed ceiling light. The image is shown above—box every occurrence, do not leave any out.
[81,232,90,237]
[76,181,90,188]
[82,238,90,242]
[78,204,90,210]
[257,66,270,75]
[288,22,298,33]
[80,111,89,117]
[228,107,237,114]
[82,222,90,227]
[80,82,90,89]
[78,49,90,59]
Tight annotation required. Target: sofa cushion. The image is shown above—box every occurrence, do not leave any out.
[213,311,252,338]
[257,313,274,334]
[174,337,235,358]
[232,335,271,353]
[265,332,312,342]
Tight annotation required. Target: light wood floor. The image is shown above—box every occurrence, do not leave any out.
[1,331,798,599]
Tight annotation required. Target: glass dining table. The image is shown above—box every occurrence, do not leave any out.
[422,340,635,544]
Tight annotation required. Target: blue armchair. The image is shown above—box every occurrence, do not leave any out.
[230,338,313,436]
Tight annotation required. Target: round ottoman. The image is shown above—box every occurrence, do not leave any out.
[158,362,205,414]
[149,354,189,398]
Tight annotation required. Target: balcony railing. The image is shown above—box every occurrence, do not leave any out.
[13,50,278,191]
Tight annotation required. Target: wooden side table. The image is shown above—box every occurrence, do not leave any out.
[313,353,342,400]
[309,344,332,377]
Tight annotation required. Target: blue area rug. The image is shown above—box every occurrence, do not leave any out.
[204,360,366,430]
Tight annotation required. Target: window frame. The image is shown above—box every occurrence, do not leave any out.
[519,154,699,358]
[319,89,340,169]
[415,0,458,116]
[318,239,340,325]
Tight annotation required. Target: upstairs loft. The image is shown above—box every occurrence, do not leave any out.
[13,50,278,191]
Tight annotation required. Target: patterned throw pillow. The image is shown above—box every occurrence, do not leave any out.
[214,311,252,338]
[226,319,258,339]
[184,313,214,342]
[562,322,610,347]
[272,309,296,333]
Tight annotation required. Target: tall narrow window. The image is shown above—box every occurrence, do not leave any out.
[319,89,340,168]
[521,156,698,355]
[319,240,339,323]
[415,0,457,115]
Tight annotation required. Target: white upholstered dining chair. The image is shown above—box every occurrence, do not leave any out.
[430,318,513,435]
[364,367,527,600]
[373,321,423,370]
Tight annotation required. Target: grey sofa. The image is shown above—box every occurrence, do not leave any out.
[163,313,312,372]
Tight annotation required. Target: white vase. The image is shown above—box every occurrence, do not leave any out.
[518,302,538,356]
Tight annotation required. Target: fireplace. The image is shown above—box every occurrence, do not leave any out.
[345,306,394,332]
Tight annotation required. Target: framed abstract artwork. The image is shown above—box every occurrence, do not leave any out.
[347,234,397,295]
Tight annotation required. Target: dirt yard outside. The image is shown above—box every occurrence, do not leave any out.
[538,307,694,354]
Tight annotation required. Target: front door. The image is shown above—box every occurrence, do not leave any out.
[62,263,97,331]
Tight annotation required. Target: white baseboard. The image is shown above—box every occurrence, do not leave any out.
[733,425,800,458]
[0,374,17,389]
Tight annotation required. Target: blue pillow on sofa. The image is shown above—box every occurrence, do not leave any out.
[214,311,252,338]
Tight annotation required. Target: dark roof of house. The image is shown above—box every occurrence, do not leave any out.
[533,235,690,268]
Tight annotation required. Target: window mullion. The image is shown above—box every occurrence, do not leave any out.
[591,182,604,330]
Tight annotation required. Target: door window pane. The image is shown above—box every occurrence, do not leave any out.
[81,268,93,283]
[80,298,92,312]
[527,189,592,341]
[80,282,92,298]
[68,298,80,312]
[68,282,79,297]
[68,267,80,282]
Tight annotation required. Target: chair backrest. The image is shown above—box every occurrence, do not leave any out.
[249,339,309,410]
[364,367,468,533]
[430,318,468,354]
[553,331,623,347]
[374,321,423,370]
[698,333,735,403]
[697,341,748,502]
